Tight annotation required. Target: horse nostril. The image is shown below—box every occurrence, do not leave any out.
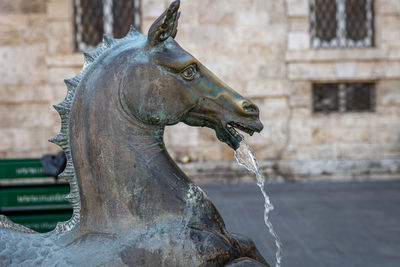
[241,101,259,115]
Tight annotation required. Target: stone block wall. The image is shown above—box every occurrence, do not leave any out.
[284,0,400,165]
[0,0,399,181]
[0,0,82,158]
[0,0,53,158]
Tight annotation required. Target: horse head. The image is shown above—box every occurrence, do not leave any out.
[120,0,263,150]
[0,1,269,266]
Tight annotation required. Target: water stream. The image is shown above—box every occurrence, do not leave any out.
[234,140,282,267]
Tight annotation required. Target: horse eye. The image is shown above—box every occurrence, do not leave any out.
[181,65,197,80]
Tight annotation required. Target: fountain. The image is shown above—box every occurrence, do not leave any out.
[0,1,274,266]
[235,140,283,267]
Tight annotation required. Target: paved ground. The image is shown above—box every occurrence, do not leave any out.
[202,180,400,267]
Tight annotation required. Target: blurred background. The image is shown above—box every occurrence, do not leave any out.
[0,0,399,266]
[0,0,399,182]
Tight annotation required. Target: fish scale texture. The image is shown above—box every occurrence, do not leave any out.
[0,230,67,266]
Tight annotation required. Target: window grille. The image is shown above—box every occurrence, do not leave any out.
[310,0,374,48]
[313,82,375,113]
[75,0,141,51]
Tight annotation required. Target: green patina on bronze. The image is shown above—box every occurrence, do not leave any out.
[0,1,268,266]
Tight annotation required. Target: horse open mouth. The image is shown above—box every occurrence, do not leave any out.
[182,109,263,150]
[228,122,256,136]
[219,121,263,150]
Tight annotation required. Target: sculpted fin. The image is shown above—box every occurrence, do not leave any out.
[83,52,95,69]
[64,77,79,89]
[50,21,145,234]
[102,34,115,46]
[0,215,37,234]
[127,25,140,37]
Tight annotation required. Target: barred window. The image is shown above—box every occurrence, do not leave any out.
[313,82,375,113]
[310,0,374,48]
[75,0,141,51]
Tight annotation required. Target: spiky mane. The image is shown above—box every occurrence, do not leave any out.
[50,26,141,233]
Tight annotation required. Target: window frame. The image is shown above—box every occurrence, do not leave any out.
[74,0,141,52]
[312,82,376,114]
[310,0,374,48]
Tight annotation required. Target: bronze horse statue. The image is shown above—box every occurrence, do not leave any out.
[0,1,268,266]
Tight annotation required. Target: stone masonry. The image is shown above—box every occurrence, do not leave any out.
[0,0,399,181]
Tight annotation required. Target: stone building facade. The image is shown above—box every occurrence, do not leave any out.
[0,0,399,181]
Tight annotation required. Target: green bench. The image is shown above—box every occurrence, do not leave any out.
[0,159,72,232]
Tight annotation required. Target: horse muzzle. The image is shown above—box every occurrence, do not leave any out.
[183,97,263,150]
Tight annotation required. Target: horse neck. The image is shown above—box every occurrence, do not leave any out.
[69,68,193,234]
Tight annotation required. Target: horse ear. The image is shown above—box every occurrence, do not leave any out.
[147,0,180,47]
